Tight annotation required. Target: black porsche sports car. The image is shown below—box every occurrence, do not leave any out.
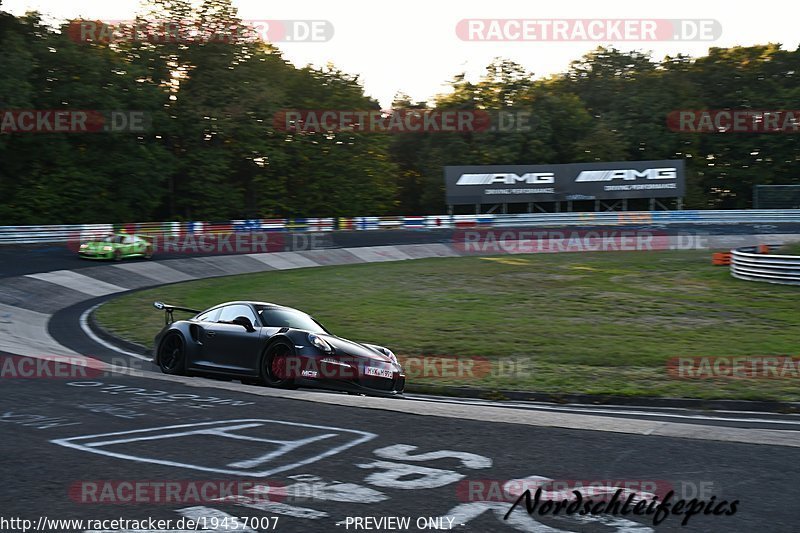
[152,300,405,396]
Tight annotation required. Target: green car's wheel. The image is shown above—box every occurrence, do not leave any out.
[144,245,153,259]
[113,249,122,261]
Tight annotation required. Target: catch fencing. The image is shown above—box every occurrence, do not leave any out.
[3,209,800,244]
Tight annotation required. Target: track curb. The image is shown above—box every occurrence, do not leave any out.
[87,308,153,356]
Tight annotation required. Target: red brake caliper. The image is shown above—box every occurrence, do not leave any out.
[272,353,285,379]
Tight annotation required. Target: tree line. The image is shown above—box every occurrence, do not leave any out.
[1,0,799,224]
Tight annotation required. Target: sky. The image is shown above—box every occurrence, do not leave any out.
[4,0,797,107]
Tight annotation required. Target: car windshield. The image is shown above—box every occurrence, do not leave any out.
[257,307,327,334]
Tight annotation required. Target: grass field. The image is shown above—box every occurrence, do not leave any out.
[778,242,800,255]
[95,250,800,401]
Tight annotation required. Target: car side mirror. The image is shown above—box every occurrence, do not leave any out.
[232,316,256,332]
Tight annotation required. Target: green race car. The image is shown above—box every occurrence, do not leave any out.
[78,233,154,260]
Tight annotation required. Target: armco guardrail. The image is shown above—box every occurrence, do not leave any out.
[4,209,800,244]
[730,245,800,285]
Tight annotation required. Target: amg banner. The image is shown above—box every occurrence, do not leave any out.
[444,159,685,204]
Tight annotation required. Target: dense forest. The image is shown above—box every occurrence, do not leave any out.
[1,0,799,224]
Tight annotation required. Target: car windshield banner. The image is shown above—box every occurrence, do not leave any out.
[444,159,685,204]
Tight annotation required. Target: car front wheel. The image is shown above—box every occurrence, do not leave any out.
[261,341,298,389]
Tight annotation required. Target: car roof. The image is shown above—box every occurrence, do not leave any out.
[211,301,303,313]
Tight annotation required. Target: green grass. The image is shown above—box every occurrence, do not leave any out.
[777,242,800,255]
[95,250,800,401]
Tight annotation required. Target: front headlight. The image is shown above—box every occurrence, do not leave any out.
[308,333,333,353]
[102,246,112,251]
[379,346,397,362]
[79,243,87,249]
[366,344,399,365]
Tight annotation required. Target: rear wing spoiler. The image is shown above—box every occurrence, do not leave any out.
[153,301,201,325]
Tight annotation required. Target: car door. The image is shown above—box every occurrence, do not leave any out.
[111,235,125,257]
[187,307,221,369]
[132,236,145,255]
[120,235,134,256]
[202,304,264,374]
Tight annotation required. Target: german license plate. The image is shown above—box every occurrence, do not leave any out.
[365,366,393,379]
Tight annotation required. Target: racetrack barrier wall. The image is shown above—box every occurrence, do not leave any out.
[5,209,800,244]
[730,245,800,286]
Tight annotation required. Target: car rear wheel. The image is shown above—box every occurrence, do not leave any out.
[261,341,298,389]
[144,246,153,259]
[158,333,186,375]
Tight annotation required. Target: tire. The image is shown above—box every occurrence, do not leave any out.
[113,249,122,261]
[144,246,153,260]
[158,332,186,375]
[261,340,298,389]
